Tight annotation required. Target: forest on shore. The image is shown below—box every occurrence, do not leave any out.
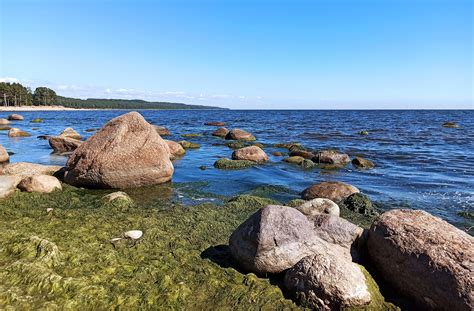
[0,82,224,110]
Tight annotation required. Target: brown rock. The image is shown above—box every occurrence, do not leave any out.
[368,209,474,310]
[18,175,62,193]
[59,127,82,140]
[232,146,269,163]
[7,114,24,121]
[352,157,375,169]
[229,205,325,274]
[272,151,284,156]
[285,249,371,310]
[0,162,62,177]
[64,111,174,189]
[48,136,82,154]
[296,198,340,217]
[8,128,30,137]
[313,150,350,166]
[165,140,186,159]
[212,127,229,137]
[153,125,171,136]
[205,121,226,126]
[0,118,10,125]
[289,150,315,159]
[302,181,359,203]
[0,144,9,164]
[225,128,256,141]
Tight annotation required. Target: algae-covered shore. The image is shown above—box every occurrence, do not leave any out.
[0,184,299,309]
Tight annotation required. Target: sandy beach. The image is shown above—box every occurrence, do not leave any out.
[0,105,94,111]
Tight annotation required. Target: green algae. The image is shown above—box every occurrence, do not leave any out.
[0,188,298,310]
[181,133,202,138]
[341,193,378,217]
[30,118,44,123]
[214,158,255,170]
[179,141,200,149]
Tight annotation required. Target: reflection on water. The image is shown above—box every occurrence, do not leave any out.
[0,109,473,229]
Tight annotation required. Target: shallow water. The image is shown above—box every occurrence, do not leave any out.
[1,109,473,229]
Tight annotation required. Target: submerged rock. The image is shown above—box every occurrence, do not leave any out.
[214,158,255,170]
[205,121,226,126]
[358,130,369,135]
[8,114,24,121]
[28,236,62,267]
[153,125,171,136]
[48,136,82,154]
[302,181,359,203]
[442,121,460,128]
[271,151,284,156]
[225,129,256,141]
[284,249,372,310]
[102,191,133,208]
[341,193,377,216]
[312,150,350,166]
[296,198,340,217]
[274,142,301,149]
[284,156,305,164]
[182,133,202,138]
[229,205,325,274]
[59,127,82,140]
[0,118,10,125]
[368,209,474,310]
[289,149,314,159]
[8,128,30,137]
[18,175,62,193]
[352,156,375,169]
[179,140,200,149]
[0,144,9,164]
[212,127,229,138]
[232,146,269,162]
[300,159,316,169]
[64,111,174,189]
[165,140,186,159]
[30,118,44,123]
[0,162,62,178]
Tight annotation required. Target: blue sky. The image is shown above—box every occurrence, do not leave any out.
[0,0,472,109]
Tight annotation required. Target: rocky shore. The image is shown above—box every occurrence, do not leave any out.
[0,111,472,310]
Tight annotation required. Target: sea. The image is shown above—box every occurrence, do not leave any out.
[1,109,473,230]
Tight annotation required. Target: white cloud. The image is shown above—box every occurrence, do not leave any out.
[0,77,20,83]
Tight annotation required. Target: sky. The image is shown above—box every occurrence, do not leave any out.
[0,0,472,109]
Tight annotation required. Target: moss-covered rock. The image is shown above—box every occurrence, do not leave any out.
[179,140,200,149]
[341,193,377,217]
[274,142,301,149]
[442,122,460,128]
[284,156,305,165]
[358,130,369,135]
[286,199,306,208]
[224,141,250,150]
[101,191,134,209]
[181,133,202,138]
[214,158,255,170]
[30,118,44,123]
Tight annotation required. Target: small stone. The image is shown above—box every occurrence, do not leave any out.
[179,140,200,149]
[7,114,24,121]
[46,208,54,213]
[8,128,30,137]
[442,121,460,128]
[352,157,375,169]
[124,230,143,240]
[358,130,369,135]
[30,118,44,123]
[212,127,229,138]
[214,158,255,170]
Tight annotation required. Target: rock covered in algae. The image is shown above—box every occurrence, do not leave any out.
[341,193,377,216]
[64,111,174,189]
[165,140,186,159]
[101,191,133,208]
[352,157,375,169]
[178,140,200,149]
[214,158,255,170]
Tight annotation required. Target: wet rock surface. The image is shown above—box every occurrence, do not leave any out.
[301,181,360,203]
[231,146,269,162]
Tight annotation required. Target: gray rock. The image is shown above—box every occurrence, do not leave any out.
[296,198,340,217]
[368,209,474,310]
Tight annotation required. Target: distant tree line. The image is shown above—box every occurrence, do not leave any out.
[0,82,57,106]
[0,82,225,109]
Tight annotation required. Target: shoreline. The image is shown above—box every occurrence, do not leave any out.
[0,105,94,111]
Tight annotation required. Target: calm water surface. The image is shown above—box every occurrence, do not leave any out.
[1,110,473,229]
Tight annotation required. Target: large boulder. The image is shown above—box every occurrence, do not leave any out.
[312,150,350,166]
[48,136,82,154]
[0,175,21,198]
[212,127,229,138]
[63,111,174,189]
[229,205,324,274]
[0,118,10,125]
[165,140,185,159]
[232,146,269,162]
[285,248,372,310]
[0,162,62,178]
[367,209,474,310]
[302,181,359,203]
[18,175,62,193]
[59,127,82,140]
[311,214,365,259]
[7,114,24,121]
[8,128,30,137]
[0,144,9,164]
[225,129,256,141]
[295,198,340,217]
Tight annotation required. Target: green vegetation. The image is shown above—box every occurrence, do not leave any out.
[0,82,225,109]
[0,186,297,309]
[214,158,255,170]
